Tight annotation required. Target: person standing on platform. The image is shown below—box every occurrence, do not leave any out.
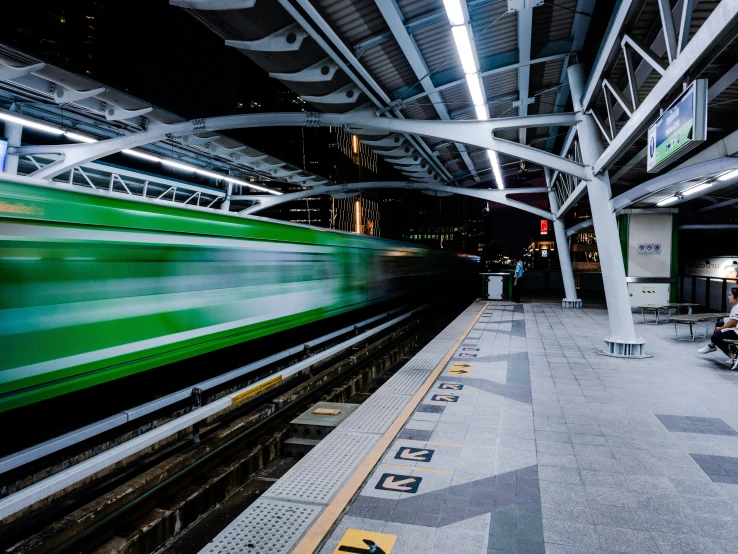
[513,259,524,303]
[698,287,738,370]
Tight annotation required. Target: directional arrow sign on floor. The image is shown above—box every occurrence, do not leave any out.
[394,447,434,462]
[431,394,458,402]
[459,353,477,357]
[462,347,479,351]
[439,383,463,390]
[375,473,421,493]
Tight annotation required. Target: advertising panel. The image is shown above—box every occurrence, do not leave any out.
[647,80,707,172]
[684,258,738,279]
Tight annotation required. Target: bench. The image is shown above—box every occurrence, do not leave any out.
[639,303,700,324]
[669,313,730,341]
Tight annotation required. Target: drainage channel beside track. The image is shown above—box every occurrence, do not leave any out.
[0,299,466,554]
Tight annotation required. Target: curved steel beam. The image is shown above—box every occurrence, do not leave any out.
[610,157,738,211]
[18,111,581,179]
[18,111,584,180]
[234,181,553,219]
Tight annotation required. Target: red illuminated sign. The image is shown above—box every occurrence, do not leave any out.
[540,220,548,235]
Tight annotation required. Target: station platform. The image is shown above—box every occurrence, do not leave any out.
[200,300,738,554]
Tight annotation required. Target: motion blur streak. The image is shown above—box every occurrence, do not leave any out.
[0,179,465,413]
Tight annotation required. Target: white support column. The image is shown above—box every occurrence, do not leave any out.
[2,105,22,175]
[220,181,233,211]
[568,64,645,357]
[545,169,581,308]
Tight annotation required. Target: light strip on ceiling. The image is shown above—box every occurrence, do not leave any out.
[656,196,680,206]
[63,131,97,143]
[0,109,282,196]
[682,182,712,196]
[0,112,65,135]
[718,169,738,181]
[442,0,503,189]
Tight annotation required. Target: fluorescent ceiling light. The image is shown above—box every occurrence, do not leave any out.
[451,26,477,74]
[0,112,64,135]
[682,182,712,196]
[656,196,679,206]
[465,74,485,106]
[195,168,225,180]
[122,149,161,163]
[718,169,738,181]
[65,131,97,143]
[487,150,504,189]
[226,176,282,195]
[161,159,196,172]
[474,104,488,120]
[442,0,465,25]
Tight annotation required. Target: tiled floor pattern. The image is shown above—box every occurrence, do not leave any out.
[655,414,738,437]
[318,301,738,554]
[319,304,543,554]
[690,454,738,484]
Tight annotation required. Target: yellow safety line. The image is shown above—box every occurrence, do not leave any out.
[292,301,489,554]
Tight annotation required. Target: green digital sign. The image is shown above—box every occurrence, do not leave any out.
[647,80,707,173]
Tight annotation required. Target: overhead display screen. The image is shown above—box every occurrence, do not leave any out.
[647,79,707,173]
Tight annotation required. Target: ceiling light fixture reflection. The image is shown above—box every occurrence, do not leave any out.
[0,112,65,135]
[718,169,738,181]
[465,74,485,106]
[64,131,97,143]
[450,26,477,74]
[122,149,161,163]
[488,151,503,189]
[161,159,196,172]
[682,182,712,196]
[442,0,465,25]
[656,196,680,206]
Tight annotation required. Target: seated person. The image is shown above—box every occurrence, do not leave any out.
[698,287,738,370]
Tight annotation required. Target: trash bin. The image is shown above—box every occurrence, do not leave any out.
[481,272,512,300]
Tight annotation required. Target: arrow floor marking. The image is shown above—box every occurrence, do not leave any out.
[375,473,421,493]
[431,394,458,402]
[396,447,433,462]
[338,540,386,554]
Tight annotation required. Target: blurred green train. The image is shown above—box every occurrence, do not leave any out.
[0,176,464,413]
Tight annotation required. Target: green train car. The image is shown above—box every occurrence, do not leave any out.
[0,176,462,413]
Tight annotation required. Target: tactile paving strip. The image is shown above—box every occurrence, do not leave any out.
[379,369,433,395]
[404,351,442,371]
[341,394,411,434]
[199,499,321,554]
[263,431,378,504]
[199,302,486,554]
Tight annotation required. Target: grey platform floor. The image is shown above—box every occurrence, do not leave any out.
[318,302,738,554]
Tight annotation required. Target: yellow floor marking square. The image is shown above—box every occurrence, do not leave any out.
[334,529,397,554]
[447,362,473,376]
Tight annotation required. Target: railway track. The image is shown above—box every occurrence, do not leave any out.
[0,298,467,554]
